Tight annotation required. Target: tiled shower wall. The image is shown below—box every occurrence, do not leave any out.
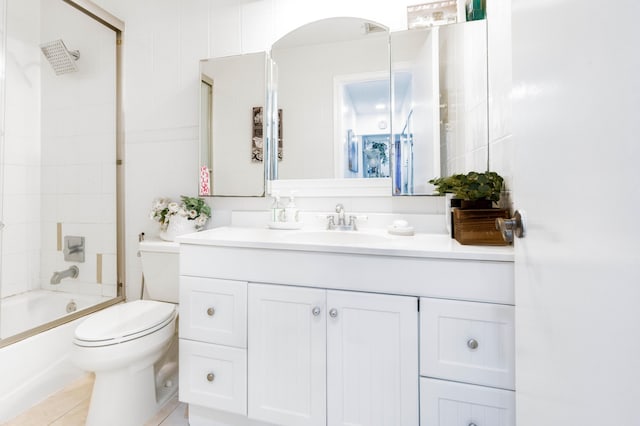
[1,0,42,298]
[92,0,511,300]
[0,0,118,298]
[39,0,118,298]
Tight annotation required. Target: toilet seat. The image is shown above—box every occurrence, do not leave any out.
[74,300,176,347]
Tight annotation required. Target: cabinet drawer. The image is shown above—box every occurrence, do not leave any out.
[420,298,514,390]
[420,378,515,426]
[180,276,247,347]
[179,339,247,415]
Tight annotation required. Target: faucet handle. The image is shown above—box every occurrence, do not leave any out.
[335,204,344,214]
[326,215,336,230]
[347,215,358,231]
[347,215,368,230]
[348,215,369,231]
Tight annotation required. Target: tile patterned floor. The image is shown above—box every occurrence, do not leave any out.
[2,374,188,426]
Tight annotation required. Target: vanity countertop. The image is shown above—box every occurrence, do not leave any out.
[177,226,514,262]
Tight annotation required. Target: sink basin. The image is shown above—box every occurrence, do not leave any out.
[280,230,390,245]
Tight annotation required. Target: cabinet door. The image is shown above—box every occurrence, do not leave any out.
[420,377,515,426]
[247,284,326,426]
[327,290,419,426]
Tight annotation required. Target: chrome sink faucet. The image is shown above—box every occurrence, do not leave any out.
[335,204,346,226]
[327,204,359,231]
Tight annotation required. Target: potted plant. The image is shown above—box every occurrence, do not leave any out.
[429,171,509,245]
[429,171,504,209]
[150,196,212,241]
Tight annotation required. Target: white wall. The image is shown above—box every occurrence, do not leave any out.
[89,0,210,299]
[90,0,511,300]
[0,0,41,298]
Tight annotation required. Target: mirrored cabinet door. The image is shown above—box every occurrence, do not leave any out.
[199,53,266,197]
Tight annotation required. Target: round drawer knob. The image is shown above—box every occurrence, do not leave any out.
[467,338,479,350]
[206,307,215,316]
[206,372,215,382]
[312,306,321,316]
[469,423,477,426]
[329,308,338,318]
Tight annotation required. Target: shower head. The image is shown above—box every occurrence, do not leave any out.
[40,39,80,75]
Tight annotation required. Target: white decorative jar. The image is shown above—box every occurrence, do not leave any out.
[160,215,197,241]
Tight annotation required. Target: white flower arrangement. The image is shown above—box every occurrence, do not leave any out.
[150,196,211,230]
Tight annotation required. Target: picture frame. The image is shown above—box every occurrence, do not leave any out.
[252,106,283,162]
[252,107,263,162]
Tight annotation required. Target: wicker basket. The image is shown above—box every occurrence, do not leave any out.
[452,208,510,246]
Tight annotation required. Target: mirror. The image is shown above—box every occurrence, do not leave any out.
[266,17,489,196]
[199,52,266,197]
[391,20,488,195]
[268,17,391,182]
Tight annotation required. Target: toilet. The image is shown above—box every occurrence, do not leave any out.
[72,239,179,426]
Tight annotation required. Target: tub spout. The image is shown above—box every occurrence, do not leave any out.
[50,265,79,284]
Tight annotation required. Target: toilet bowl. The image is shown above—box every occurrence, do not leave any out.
[72,239,180,426]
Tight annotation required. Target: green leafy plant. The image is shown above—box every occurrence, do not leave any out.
[150,196,212,230]
[371,141,388,165]
[429,171,504,202]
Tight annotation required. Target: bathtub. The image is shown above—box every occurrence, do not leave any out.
[0,290,112,422]
[0,290,108,338]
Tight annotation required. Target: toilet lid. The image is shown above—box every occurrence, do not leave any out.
[74,300,176,347]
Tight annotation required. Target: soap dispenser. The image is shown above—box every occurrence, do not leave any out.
[270,191,283,222]
[284,192,299,223]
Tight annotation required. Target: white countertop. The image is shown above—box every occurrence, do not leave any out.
[177,226,514,262]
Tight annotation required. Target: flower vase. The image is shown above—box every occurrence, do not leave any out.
[160,215,197,242]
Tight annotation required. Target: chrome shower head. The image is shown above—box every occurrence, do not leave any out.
[40,39,80,75]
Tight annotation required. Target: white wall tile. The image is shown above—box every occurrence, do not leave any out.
[99,253,118,286]
[210,2,242,57]
[241,0,274,53]
[487,0,513,184]
[56,165,103,195]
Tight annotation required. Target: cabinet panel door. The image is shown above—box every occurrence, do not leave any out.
[420,298,515,390]
[327,290,419,426]
[247,284,326,426]
[420,377,515,426]
[180,276,247,347]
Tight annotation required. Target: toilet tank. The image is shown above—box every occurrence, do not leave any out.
[139,239,179,303]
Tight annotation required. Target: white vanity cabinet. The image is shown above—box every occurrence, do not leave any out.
[177,227,515,426]
[248,283,418,426]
